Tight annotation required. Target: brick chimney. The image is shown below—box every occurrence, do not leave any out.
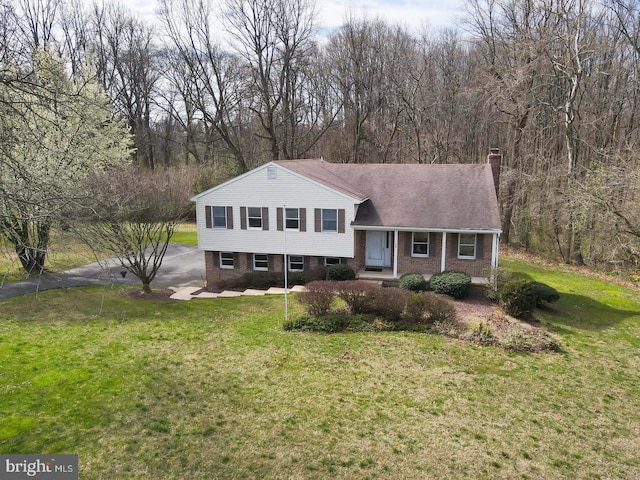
[487,148,501,199]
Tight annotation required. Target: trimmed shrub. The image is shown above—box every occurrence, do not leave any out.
[371,287,410,321]
[402,292,429,323]
[283,313,348,333]
[499,279,537,318]
[423,292,457,324]
[336,281,380,314]
[429,270,471,299]
[399,272,427,292]
[532,281,560,306]
[296,281,336,316]
[326,263,356,281]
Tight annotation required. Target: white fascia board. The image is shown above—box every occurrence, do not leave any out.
[352,225,502,234]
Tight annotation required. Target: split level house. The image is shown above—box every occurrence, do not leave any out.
[191,150,503,288]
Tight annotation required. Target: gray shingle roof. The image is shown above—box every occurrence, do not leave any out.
[275,159,501,231]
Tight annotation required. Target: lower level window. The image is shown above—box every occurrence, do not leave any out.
[288,255,304,272]
[458,233,477,259]
[220,252,234,269]
[324,257,342,266]
[253,253,268,271]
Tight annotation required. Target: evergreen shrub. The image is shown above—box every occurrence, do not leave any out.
[499,279,537,318]
[429,270,471,299]
[326,263,356,281]
[399,272,427,292]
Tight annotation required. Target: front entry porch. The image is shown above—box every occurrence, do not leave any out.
[356,267,489,285]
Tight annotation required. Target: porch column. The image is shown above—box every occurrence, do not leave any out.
[393,230,399,279]
[440,231,447,272]
[491,233,500,269]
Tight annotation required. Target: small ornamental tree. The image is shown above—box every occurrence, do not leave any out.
[78,167,195,293]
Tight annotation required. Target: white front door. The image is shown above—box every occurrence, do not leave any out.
[366,231,391,267]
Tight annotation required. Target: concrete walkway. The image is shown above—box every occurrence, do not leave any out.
[168,285,306,301]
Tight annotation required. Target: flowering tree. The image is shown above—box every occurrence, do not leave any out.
[0,51,132,274]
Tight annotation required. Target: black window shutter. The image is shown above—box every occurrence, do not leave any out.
[300,208,306,232]
[277,208,283,231]
[314,209,321,232]
[429,232,436,256]
[226,206,233,229]
[476,234,484,259]
[262,207,269,230]
[240,207,247,230]
[338,209,345,233]
[449,233,458,258]
[205,206,212,228]
[213,251,219,267]
[405,232,413,256]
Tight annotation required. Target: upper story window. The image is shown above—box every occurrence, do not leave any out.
[322,209,338,232]
[248,207,263,229]
[458,233,477,259]
[212,206,228,228]
[205,205,232,229]
[412,232,429,257]
[285,208,299,230]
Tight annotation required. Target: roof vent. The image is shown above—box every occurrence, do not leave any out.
[267,166,277,180]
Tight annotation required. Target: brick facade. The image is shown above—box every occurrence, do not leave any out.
[204,231,494,287]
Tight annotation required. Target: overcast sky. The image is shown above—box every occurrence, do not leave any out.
[121,0,466,34]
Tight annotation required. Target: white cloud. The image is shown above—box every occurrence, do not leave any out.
[118,0,464,33]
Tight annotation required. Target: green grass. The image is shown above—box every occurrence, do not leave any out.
[170,222,198,245]
[1,258,640,478]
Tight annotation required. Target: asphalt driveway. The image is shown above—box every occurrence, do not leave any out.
[0,244,205,300]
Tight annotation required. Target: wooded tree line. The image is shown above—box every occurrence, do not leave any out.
[2,0,640,273]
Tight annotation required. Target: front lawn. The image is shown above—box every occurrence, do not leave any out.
[1,259,639,478]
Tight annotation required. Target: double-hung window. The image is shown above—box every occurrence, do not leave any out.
[288,255,304,272]
[253,254,268,271]
[412,232,429,257]
[212,206,227,228]
[322,209,338,232]
[285,208,299,230]
[248,207,262,229]
[219,252,234,269]
[458,233,477,259]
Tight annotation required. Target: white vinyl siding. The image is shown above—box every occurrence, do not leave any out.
[458,233,477,259]
[195,163,357,257]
